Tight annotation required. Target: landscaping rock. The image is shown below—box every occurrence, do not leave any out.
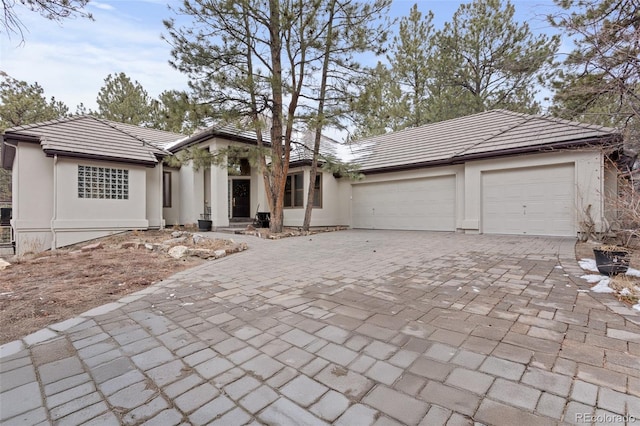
[192,234,205,244]
[214,249,227,259]
[171,231,184,238]
[188,249,215,259]
[168,245,189,259]
[81,242,103,251]
[144,243,155,251]
[164,237,187,245]
[0,259,10,270]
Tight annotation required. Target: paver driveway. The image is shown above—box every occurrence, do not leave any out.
[1,230,639,425]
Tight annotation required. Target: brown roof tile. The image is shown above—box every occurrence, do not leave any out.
[353,110,619,172]
[3,116,183,166]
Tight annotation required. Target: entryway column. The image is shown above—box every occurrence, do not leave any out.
[208,143,229,228]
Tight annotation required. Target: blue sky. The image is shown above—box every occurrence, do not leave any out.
[0,0,564,114]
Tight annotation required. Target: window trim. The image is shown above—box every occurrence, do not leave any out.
[312,172,322,208]
[284,171,304,208]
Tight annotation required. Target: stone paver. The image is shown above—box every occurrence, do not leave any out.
[2,230,640,424]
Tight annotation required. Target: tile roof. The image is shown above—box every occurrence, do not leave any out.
[3,116,183,166]
[167,124,270,152]
[108,121,185,150]
[289,131,340,164]
[352,110,620,172]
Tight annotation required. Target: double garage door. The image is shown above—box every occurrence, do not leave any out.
[352,164,576,236]
[352,175,456,231]
[482,164,575,236]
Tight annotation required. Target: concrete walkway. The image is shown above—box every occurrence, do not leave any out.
[1,230,639,425]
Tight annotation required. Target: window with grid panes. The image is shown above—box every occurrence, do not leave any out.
[284,172,304,208]
[77,165,129,199]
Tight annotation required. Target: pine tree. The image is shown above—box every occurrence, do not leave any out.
[0,72,70,211]
[96,73,153,126]
[164,0,390,232]
[430,0,559,117]
[550,0,639,152]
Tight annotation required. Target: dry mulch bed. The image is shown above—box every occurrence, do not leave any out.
[0,230,236,345]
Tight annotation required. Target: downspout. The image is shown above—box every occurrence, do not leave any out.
[5,141,18,252]
[51,153,58,251]
[159,163,164,230]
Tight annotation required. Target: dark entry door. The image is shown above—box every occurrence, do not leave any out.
[232,180,251,218]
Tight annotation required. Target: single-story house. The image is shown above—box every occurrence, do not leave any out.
[0,115,184,254]
[1,109,621,255]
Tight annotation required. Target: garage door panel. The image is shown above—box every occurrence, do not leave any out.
[482,164,575,236]
[352,175,456,231]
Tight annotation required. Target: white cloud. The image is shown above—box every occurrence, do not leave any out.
[89,2,115,11]
[1,0,189,111]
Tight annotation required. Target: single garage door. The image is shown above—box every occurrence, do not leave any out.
[352,175,456,231]
[482,164,575,236]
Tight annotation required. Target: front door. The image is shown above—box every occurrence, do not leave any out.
[232,180,251,218]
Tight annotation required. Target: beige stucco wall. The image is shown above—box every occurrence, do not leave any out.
[51,158,149,250]
[178,160,204,226]
[162,168,181,227]
[11,143,157,255]
[11,143,54,254]
[207,140,230,228]
[146,164,164,229]
[282,168,348,227]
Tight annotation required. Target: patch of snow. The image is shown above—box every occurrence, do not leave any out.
[633,304,640,312]
[554,265,563,269]
[626,267,640,277]
[591,279,615,293]
[472,288,480,293]
[581,274,606,284]
[578,258,599,272]
[620,288,632,296]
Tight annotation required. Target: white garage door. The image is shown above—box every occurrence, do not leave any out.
[352,175,456,231]
[482,164,575,236]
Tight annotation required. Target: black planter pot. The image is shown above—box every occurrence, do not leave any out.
[197,219,212,232]
[593,248,630,276]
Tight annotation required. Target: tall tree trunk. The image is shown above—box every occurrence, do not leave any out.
[268,0,286,233]
[302,0,336,232]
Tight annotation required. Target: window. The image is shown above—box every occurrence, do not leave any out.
[284,172,304,208]
[163,171,172,208]
[228,157,251,176]
[313,173,322,208]
[78,165,128,199]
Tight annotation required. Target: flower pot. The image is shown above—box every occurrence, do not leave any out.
[197,219,212,232]
[593,247,630,276]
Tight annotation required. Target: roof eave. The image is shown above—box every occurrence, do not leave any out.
[360,134,621,175]
[453,134,622,163]
[361,158,454,175]
[2,133,41,169]
[169,130,263,153]
[43,149,159,168]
